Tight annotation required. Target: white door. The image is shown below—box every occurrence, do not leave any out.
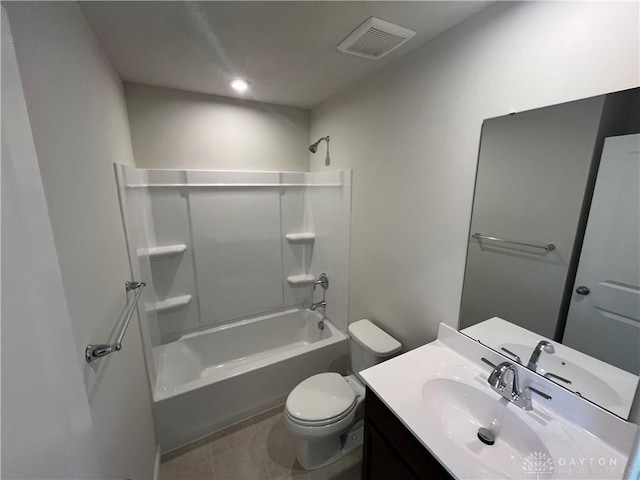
[563,134,640,375]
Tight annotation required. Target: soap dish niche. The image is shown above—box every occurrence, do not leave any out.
[286,233,315,244]
[287,274,316,287]
[140,244,187,260]
[146,294,192,314]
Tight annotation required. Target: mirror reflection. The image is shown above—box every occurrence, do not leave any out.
[459,87,640,419]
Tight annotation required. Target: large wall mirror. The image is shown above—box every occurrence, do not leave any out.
[459,87,639,419]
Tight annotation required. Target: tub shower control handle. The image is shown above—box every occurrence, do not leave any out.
[314,273,329,291]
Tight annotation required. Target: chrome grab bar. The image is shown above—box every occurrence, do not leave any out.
[85,281,146,363]
[472,233,556,252]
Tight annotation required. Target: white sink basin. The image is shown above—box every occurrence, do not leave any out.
[422,378,549,478]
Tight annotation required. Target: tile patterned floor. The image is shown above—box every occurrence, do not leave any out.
[159,405,362,480]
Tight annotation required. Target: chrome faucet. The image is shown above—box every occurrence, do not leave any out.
[527,340,555,371]
[309,300,326,311]
[485,360,551,410]
[488,361,531,409]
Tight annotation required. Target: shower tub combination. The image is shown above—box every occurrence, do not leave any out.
[116,166,352,452]
[152,308,348,452]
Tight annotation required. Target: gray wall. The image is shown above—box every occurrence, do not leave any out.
[460,96,606,337]
[4,3,156,478]
[2,8,99,477]
[309,1,640,350]
[125,83,310,171]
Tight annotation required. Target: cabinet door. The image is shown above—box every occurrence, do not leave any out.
[363,422,415,480]
[363,388,452,480]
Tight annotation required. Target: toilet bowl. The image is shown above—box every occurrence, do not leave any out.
[284,319,401,470]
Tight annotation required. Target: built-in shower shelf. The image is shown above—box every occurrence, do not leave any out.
[287,274,316,287]
[147,244,187,259]
[285,233,315,244]
[147,294,192,314]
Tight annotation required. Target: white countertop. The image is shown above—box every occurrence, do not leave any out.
[360,326,634,479]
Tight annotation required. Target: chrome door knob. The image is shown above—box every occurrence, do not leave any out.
[575,286,590,295]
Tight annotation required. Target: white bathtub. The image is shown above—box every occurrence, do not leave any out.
[151,308,349,452]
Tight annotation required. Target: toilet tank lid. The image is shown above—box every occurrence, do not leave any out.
[348,319,402,357]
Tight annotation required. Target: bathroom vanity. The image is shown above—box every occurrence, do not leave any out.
[360,324,636,480]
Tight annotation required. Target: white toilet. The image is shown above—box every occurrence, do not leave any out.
[284,319,402,470]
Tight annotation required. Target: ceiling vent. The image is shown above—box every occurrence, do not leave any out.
[337,17,416,60]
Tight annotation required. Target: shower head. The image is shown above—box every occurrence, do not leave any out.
[309,136,330,153]
[309,136,331,166]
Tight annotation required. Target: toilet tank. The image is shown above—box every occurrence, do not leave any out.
[348,319,402,380]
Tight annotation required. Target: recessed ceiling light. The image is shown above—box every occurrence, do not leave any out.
[230,79,249,93]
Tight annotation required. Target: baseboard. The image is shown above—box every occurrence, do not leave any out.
[153,444,161,480]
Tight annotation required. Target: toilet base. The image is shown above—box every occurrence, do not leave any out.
[293,434,343,470]
[342,420,364,454]
[293,420,365,470]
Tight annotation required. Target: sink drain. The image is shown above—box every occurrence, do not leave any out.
[477,427,495,446]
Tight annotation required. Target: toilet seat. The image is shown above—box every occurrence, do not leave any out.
[285,401,356,427]
[286,372,357,424]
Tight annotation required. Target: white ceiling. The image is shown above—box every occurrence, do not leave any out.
[80,1,493,109]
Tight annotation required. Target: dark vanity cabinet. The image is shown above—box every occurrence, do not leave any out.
[362,387,453,480]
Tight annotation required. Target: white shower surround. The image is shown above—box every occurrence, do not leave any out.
[152,308,348,451]
[115,165,352,452]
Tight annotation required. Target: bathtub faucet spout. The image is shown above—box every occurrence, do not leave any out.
[309,300,326,311]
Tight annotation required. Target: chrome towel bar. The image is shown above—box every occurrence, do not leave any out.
[85,281,146,363]
[472,232,556,252]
